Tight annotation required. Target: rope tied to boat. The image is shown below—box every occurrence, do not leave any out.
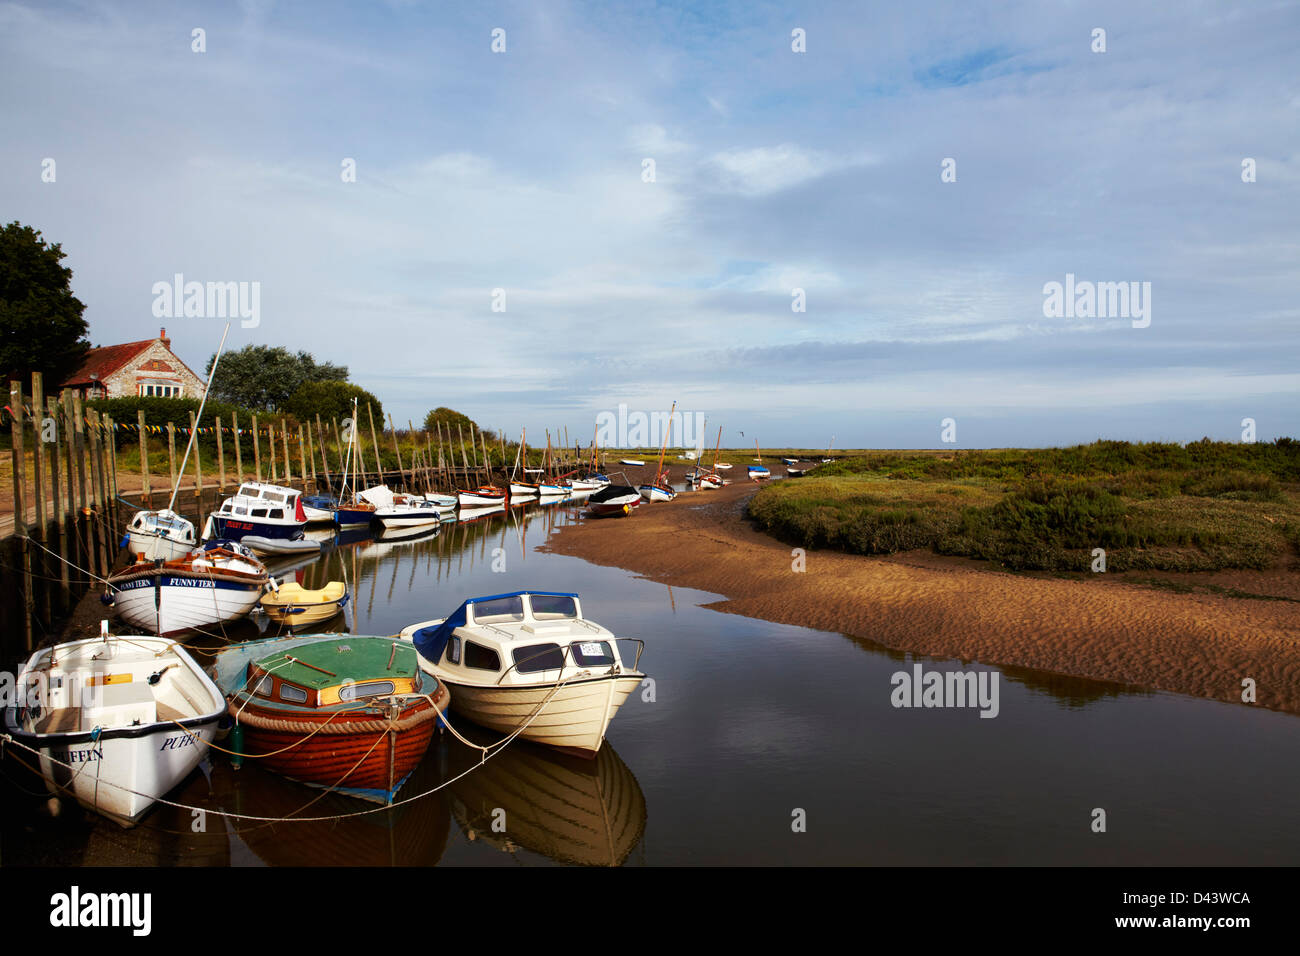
[0,661,586,825]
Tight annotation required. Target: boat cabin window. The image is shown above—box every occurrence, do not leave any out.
[279,684,307,704]
[340,680,396,701]
[471,595,525,624]
[234,506,247,516]
[268,508,284,519]
[530,594,578,620]
[238,485,258,497]
[572,641,615,666]
[445,636,461,665]
[252,508,267,518]
[513,643,566,673]
[252,673,274,697]
[266,492,285,503]
[463,641,500,672]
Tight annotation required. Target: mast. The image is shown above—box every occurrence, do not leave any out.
[713,424,722,470]
[168,322,231,513]
[655,401,676,487]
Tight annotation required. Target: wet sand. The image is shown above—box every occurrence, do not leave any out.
[543,480,1300,715]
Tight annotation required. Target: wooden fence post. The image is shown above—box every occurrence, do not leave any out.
[137,409,151,507]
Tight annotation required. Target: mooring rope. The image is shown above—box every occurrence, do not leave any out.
[0,667,582,824]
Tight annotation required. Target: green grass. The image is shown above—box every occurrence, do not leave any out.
[748,440,1300,572]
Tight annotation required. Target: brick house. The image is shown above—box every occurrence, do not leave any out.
[59,327,207,400]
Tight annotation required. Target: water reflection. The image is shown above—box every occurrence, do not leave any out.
[445,735,646,867]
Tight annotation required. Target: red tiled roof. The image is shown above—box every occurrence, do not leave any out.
[60,339,156,386]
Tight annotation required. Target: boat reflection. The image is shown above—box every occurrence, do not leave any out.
[207,754,451,867]
[444,733,647,866]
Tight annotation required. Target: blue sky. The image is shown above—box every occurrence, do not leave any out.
[2,0,1297,448]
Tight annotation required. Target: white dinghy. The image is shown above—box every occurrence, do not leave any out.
[2,622,225,826]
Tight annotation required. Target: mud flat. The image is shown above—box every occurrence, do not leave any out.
[541,482,1300,714]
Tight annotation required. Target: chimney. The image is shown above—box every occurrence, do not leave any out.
[160,327,170,349]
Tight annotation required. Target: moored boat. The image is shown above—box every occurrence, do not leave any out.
[207,481,309,542]
[374,498,446,528]
[2,624,226,826]
[107,540,268,636]
[399,591,645,757]
[638,402,679,502]
[211,634,449,804]
[258,580,349,628]
[586,484,641,517]
[123,508,197,561]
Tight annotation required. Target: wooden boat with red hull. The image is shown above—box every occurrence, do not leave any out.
[211,635,449,804]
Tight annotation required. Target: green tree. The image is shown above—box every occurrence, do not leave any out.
[205,344,348,411]
[0,222,90,382]
[424,406,493,441]
[284,380,382,425]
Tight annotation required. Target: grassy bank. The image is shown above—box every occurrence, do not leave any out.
[747,440,1300,572]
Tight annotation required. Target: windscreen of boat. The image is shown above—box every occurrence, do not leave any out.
[513,643,566,673]
[472,595,526,624]
[339,680,396,701]
[572,641,615,666]
[529,594,578,620]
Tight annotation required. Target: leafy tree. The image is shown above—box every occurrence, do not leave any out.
[204,344,348,411]
[424,406,493,441]
[284,380,382,425]
[0,221,90,383]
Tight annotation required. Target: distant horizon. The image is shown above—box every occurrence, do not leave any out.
[4,1,1296,447]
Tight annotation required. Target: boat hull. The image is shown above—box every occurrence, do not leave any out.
[111,570,265,636]
[3,636,225,826]
[638,484,676,502]
[334,506,376,528]
[233,698,442,803]
[212,515,307,541]
[438,674,642,757]
[126,530,194,562]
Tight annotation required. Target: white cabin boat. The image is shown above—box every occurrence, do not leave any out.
[399,591,645,757]
[2,625,225,826]
[124,508,196,561]
[374,498,446,529]
[208,482,307,542]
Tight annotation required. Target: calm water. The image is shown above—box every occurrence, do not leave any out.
[6,496,1300,866]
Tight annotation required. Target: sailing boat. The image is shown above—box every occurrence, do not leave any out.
[334,398,378,527]
[694,425,724,489]
[537,434,567,499]
[638,403,678,502]
[748,438,771,481]
[508,429,540,499]
[123,324,232,560]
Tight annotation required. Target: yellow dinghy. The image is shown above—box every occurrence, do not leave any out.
[259,580,349,628]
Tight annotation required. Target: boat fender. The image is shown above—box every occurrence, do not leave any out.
[118,534,129,549]
[99,591,114,607]
[229,723,244,770]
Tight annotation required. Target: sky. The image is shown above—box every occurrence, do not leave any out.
[2,0,1297,448]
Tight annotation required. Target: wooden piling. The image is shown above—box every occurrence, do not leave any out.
[283,423,292,485]
[47,397,70,610]
[367,403,382,487]
[299,424,309,489]
[252,414,262,481]
[137,409,151,507]
[166,422,177,501]
[233,411,243,482]
[216,415,226,490]
[9,381,33,650]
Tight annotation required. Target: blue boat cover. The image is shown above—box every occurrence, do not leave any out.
[411,590,579,664]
